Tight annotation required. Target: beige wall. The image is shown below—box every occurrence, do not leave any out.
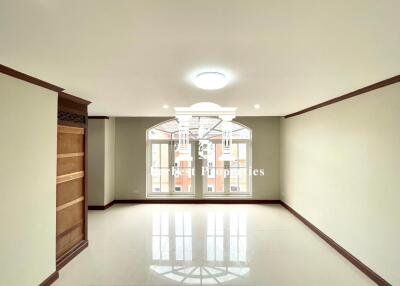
[88,118,115,206]
[104,118,115,205]
[114,116,280,200]
[88,119,105,206]
[0,74,57,285]
[114,117,169,199]
[281,83,400,285]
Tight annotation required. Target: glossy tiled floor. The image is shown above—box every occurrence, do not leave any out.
[55,204,374,286]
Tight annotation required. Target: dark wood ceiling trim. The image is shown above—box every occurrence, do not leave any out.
[88,116,110,119]
[0,64,64,92]
[285,75,400,118]
[59,92,91,105]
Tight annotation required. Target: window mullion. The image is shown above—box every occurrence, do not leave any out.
[224,160,229,194]
[169,142,173,194]
[160,144,162,193]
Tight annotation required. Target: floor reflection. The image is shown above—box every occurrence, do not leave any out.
[150,210,249,285]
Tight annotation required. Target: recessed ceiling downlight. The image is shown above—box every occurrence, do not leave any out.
[194,72,227,90]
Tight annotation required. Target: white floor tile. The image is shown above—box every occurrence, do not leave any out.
[55,204,375,286]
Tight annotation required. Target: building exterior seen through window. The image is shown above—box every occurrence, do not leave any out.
[146,118,253,198]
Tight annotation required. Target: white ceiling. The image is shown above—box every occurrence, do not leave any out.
[1,0,399,116]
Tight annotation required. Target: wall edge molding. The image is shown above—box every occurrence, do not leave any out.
[38,270,59,286]
[0,64,64,92]
[285,75,400,118]
[281,201,391,286]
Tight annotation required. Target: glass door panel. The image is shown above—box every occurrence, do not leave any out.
[174,143,194,193]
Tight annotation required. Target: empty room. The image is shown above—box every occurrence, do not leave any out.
[0,1,399,286]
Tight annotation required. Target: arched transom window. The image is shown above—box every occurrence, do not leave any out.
[146,117,252,198]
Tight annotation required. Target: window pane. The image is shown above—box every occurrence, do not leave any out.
[174,143,192,192]
[215,168,225,192]
[160,144,169,167]
[238,168,248,192]
[174,168,192,193]
[214,143,224,168]
[238,143,247,167]
[175,144,192,168]
[207,181,215,193]
[160,168,169,192]
[148,129,171,140]
[232,128,250,140]
[229,169,239,192]
[152,173,161,192]
[230,144,239,168]
[208,143,215,167]
[152,144,160,167]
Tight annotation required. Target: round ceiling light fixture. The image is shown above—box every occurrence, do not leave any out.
[193,72,228,90]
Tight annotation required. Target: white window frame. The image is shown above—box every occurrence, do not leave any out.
[146,139,195,198]
[202,139,252,198]
[146,119,252,198]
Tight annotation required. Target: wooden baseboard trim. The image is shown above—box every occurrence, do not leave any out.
[39,270,59,286]
[113,199,281,204]
[88,199,281,208]
[56,240,88,271]
[85,198,389,285]
[88,116,110,119]
[280,202,391,286]
[88,201,115,210]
